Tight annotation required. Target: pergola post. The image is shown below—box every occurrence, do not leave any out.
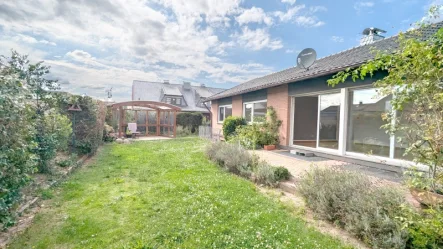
[173,111,177,138]
[119,106,123,138]
[156,109,160,136]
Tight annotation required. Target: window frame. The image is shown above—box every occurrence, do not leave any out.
[243,100,268,123]
[218,104,232,124]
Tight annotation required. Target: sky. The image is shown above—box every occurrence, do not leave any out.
[0,0,441,101]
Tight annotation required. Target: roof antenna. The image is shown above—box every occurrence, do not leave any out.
[297,48,317,71]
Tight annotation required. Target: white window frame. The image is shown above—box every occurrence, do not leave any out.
[218,105,232,123]
[243,100,268,123]
[289,86,423,169]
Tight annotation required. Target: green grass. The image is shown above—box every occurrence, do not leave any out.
[9,138,351,249]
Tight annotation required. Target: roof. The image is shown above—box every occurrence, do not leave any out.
[162,85,182,96]
[132,81,225,112]
[206,22,443,101]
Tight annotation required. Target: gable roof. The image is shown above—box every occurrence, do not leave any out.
[132,80,225,112]
[206,22,443,101]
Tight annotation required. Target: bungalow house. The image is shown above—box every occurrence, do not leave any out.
[132,80,225,119]
[206,22,443,169]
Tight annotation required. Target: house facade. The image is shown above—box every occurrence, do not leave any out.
[206,23,442,169]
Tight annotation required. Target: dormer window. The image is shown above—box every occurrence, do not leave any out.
[164,96,184,106]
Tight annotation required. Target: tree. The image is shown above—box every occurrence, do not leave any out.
[328,22,443,192]
[0,52,37,227]
[8,51,60,172]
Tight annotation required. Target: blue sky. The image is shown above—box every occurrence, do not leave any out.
[0,0,440,101]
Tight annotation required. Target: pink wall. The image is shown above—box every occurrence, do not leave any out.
[267,84,290,146]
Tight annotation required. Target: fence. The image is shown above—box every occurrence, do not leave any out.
[198,126,223,141]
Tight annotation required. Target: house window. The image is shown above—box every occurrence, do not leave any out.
[346,88,392,157]
[166,97,171,104]
[218,105,232,123]
[244,101,267,123]
[173,98,181,105]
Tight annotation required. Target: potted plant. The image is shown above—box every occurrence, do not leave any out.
[125,128,132,138]
[262,132,277,151]
[405,169,443,206]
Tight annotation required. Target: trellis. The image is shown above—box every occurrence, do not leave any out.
[111,101,181,138]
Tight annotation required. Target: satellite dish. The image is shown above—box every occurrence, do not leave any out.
[297,48,317,70]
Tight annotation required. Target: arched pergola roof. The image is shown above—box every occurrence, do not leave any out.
[111,101,181,111]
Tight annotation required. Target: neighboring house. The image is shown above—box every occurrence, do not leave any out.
[205,22,443,169]
[132,80,225,117]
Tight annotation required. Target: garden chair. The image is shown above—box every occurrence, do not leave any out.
[127,123,141,138]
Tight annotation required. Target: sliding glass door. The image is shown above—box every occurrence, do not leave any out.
[293,92,341,151]
[318,93,341,150]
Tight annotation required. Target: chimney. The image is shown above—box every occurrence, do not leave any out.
[360,27,386,46]
[183,81,191,90]
[163,80,169,84]
[200,83,206,88]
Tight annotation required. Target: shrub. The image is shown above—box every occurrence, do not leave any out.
[176,112,203,133]
[206,142,251,175]
[44,111,72,151]
[176,126,193,137]
[298,168,408,249]
[273,166,290,182]
[222,116,246,140]
[235,122,264,149]
[103,123,116,142]
[398,206,443,249]
[233,107,282,148]
[254,161,276,186]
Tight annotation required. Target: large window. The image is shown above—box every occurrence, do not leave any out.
[218,105,232,123]
[347,88,391,157]
[244,101,267,123]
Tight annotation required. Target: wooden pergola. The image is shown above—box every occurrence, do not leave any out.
[111,101,181,138]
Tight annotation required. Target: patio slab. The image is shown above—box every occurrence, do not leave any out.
[250,149,402,184]
[134,136,172,141]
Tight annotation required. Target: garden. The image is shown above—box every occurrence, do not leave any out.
[1,15,443,249]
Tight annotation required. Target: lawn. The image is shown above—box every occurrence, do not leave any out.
[9,138,350,249]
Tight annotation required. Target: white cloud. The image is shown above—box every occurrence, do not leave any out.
[236,7,273,26]
[13,34,56,46]
[310,6,328,12]
[354,1,375,12]
[233,27,283,51]
[331,36,344,43]
[285,49,295,53]
[281,0,297,5]
[0,0,288,100]
[295,16,325,27]
[273,5,325,27]
[274,5,305,22]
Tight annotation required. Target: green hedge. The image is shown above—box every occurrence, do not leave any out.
[176,112,203,133]
[222,116,246,140]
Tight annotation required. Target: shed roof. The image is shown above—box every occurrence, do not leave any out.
[206,22,443,101]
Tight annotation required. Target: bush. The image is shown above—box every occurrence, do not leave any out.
[44,111,72,151]
[274,166,290,182]
[298,168,408,249]
[398,206,443,249]
[176,126,193,137]
[222,116,246,140]
[103,123,116,142]
[176,112,203,133]
[233,107,282,148]
[205,142,251,176]
[254,161,276,186]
